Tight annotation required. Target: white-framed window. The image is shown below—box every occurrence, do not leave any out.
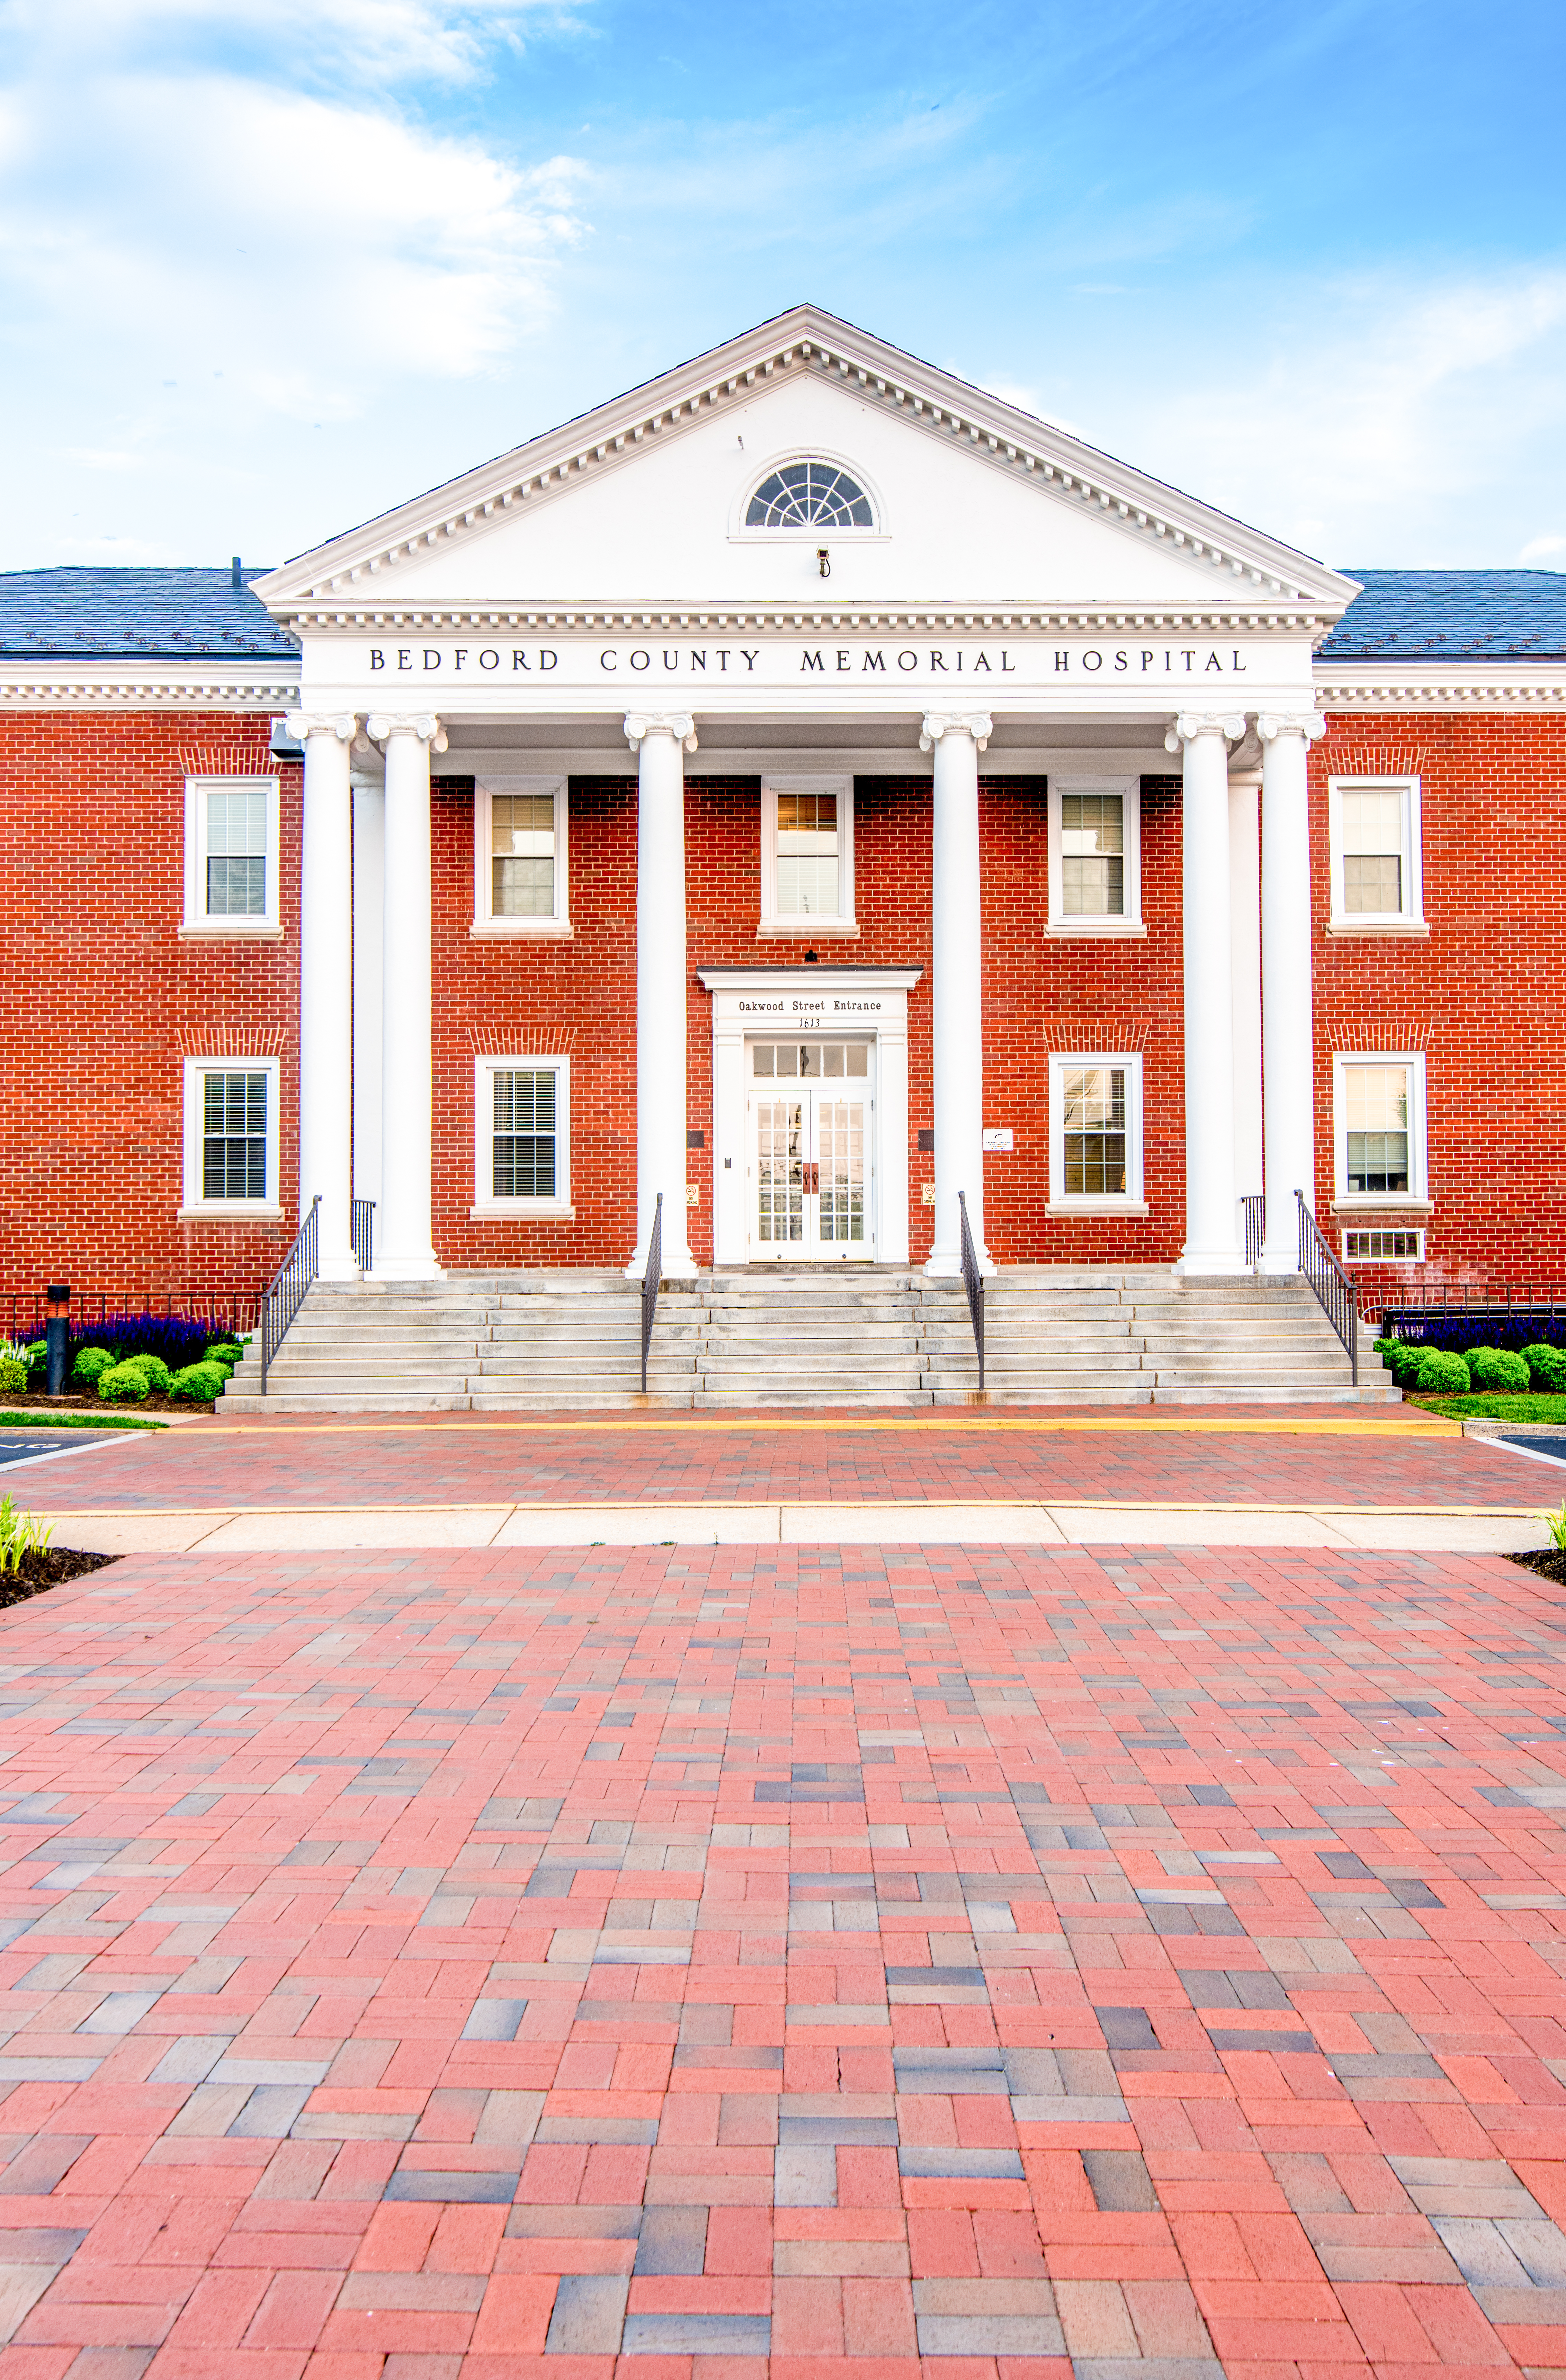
[1047,1052,1147,1215]
[179,1057,281,1218]
[181,776,280,936]
[1327,776,1425,933]
[1343,1227,1425,1263]
[472,776,570,937]
[1332,1052,1429,1209]
[760,776,857,936]
[745,460,874,530]
[1046,778,1143,935]
[472,1055,573,1218]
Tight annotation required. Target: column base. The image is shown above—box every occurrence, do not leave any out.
[316,1250,362,1285]
[1259,1246,1302,1277]
[1175,1248,1250,1278]
[624,1246,699,1282]
[924,1243,995,1279]
[372,1254,445,1282]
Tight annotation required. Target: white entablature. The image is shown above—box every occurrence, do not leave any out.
[254,306,1359,647]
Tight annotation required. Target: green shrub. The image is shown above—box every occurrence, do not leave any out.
[1373,1337,1421,1384]
[0,1357,25,1397]
[1463,1346,1531,1394]
[1414,1347,1471,1395]
[205,1341,242,1366]
[23,1340,46,1377]
[98,1361,150,1403]
[169,1361,228,1403]
[1523,1342,1566,1393]
[72,1346,115,1385]
[122,1352,172,1395]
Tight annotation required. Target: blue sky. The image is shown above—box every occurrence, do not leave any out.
[4,0,1565,573]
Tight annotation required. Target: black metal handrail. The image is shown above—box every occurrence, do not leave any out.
[639,1192,663,1395]
[1296,1188,1357,1386]
[1242,1194,1266,1269]
[261,1195,320,1395]
[958,1190,985,1393]
[351,1197,375,1273]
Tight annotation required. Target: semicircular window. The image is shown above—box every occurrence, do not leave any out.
[745,461,874,530]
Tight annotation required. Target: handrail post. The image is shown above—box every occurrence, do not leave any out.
[641,1192,664,1396]
[260,1193,321,1397]
[957,1190,985,1393]
[1295,1188,1358,1387]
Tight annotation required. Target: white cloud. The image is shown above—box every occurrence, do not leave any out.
[1519,533,1566,565]
[0,0,590,561]
[1119,268,1566,564]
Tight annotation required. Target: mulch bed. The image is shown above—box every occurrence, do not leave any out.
[0,1548,120,1610]
[1509,1547,1566,1586]
[0,1389,212,1417]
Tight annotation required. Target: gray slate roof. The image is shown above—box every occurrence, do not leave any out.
[2,562,1563,662]
[0,567,298,659]
[1319,569,1566,659]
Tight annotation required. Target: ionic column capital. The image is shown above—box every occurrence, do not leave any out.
[920,709,992,753]
[286,711,358,743]
[1164,711,1246,752]
[366,712,447,750]
[624,711,697,752]
[1256,710,1326,744]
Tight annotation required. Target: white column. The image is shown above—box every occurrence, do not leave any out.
[289,711,358,1280]
[1167,711,1247,1274]
[1258,711,1326,1272]
[368,712,444,1280]
[921,710,993,1277]
[352,772,385,1212]
[1228,776,1263,1207]
[624,712,697,1279]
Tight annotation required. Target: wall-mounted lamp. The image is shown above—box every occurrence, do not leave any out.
[817,547,831,579]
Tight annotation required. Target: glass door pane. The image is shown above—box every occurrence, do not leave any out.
[817,1099,866,1246]
[756,1100,804,1247]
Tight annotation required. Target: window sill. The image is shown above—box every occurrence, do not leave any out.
[1330,1198,1433,1216]
[1046,1200,1150,1218]
[469,1201,576,1221]
[178,921,284,940]
[1325,918,1430,938]
[1044,918,1147,939]
[470,918,574,939]
[177,1204,284,1222]
[757,919,861,939]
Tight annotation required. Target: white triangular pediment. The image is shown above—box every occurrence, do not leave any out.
[256,307,1356,628]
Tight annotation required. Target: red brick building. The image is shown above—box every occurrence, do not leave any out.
[2,307,1561,1319]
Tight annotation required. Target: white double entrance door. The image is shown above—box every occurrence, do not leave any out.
[746,1035,875,1261]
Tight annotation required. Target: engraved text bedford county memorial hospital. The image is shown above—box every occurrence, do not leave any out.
[356,639,1264,683]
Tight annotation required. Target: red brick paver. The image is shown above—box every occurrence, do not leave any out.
[1,1540,1564,2376]
[14,1409,1536,1516]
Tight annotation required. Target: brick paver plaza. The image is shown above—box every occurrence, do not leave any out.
[4,1413,1566,2375]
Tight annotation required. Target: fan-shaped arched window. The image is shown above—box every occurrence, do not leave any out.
[745,461,874,530]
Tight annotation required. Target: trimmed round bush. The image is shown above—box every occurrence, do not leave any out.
[205,1341,242,1366]
[23,1340,46,1377]
[98,1361,150,1404]
[1414,1347,1471,1395]
[1523,1342,1566,1393]
[1374,1338,1422,1385]
[0,1357,26,1397]
[169,1361,228,1404]
[122,1353,172,1395]
[1463,1346,1531,1394]
[71,1346,115,1385]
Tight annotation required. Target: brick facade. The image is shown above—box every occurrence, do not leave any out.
[0,707,1555,1310]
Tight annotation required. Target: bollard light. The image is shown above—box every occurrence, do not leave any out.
[45,1283,69,1398]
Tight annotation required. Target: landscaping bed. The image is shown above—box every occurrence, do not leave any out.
[1509,1547,1566,1587]
[0,1393,180,1422]
[1406,1393,1566,1422]
[0,1546,120,1610]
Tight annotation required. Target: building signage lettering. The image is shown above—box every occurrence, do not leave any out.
[359,640,1258,682]
[735,994,885,1028]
